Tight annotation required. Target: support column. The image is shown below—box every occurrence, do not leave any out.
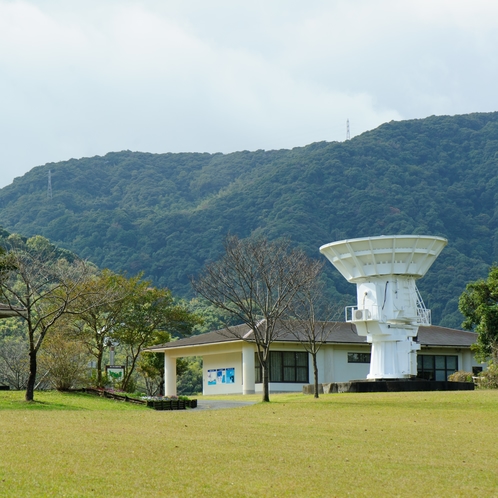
[242,344,255,395]
[368,340,399,379]
[164,353,177,397]
[461,350,472,373]
[323,347,335,382]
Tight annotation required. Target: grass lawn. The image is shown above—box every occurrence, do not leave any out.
[0,390,497,497]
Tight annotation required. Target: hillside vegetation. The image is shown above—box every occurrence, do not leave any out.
[0,112,497,328]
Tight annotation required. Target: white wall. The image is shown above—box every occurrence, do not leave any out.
[165,340,480,396]
[255,382,306,394]
[203,352,242,395]
[461,349,486,373]
[319,347,334,384]
[330,345,371,382]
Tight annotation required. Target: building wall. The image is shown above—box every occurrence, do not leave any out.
[254,382,307,393]
[328,345,371,382]
[203,352,243,395]
[299,344,371,384]
[163,340,480,396]
[252,344,372,392]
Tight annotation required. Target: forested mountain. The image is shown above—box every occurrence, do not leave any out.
[0,112,497,328]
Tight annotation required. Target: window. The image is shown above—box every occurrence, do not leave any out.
[348,352,371,363]
[417,355,458,381]
[255,351,309,383]
[472,366,482,376]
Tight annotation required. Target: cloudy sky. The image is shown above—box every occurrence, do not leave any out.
[1,0,497,188]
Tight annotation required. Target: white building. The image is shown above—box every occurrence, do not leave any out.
[145,321,481,396]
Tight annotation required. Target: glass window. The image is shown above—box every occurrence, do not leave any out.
[271,352,283,382]
[435,370,446,381]
[296,354,308,367]
[296,365,308,382]
[283,352,295,382]
[446,356,457,370]
[255,352,262,383]
[254,351,309,383]
[423,355,434,369]
[348,352,371,363]
[435,356,445,369]
[417,355,458,381]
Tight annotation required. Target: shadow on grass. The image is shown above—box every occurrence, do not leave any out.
[0,391,146,411]
[0,398,90,411]
[1,390,150,412]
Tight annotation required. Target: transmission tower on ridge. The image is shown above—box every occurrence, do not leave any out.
[47,170,53,200]
[346,119,350,140]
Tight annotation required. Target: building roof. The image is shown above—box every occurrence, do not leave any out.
[417,325,477,348]
[145,321,477,352]
[0,303,23,318]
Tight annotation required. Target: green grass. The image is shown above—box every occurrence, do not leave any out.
[1,390,497,497]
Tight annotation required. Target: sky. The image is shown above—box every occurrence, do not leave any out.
[1,0,498,188]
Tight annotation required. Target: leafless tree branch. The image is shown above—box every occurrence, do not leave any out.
[192,234,321,402]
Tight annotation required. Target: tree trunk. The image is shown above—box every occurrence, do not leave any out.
[96,350,103,387]
[262,361,270,402]
[312,352,319,399]
[25,349,37,402]
[122,348,141,392]
[256,349,271,402]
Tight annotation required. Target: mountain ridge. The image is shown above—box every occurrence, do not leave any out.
[1,111,497,328]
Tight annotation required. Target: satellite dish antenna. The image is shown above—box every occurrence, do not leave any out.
[320,235,447,379]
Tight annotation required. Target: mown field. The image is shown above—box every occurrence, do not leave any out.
[0,390,497,497]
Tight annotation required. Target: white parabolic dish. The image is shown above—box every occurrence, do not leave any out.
[319,235,448,283]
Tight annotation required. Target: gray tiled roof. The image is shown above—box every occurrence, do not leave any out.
[145,321,477,351]
[417,325,477,347]
[0,303,23,318]
[148,323,249,349]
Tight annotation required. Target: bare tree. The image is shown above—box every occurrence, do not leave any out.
[0,335,30,390]
[192,235,321,402]
[0,235,100,401]
[284,277,342,398]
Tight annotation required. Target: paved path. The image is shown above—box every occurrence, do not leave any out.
[195,399,257,410]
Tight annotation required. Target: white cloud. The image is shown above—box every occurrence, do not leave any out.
[0,0,497,187]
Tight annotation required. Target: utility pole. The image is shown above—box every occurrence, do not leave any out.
[47,170,53,200]
[346,119,350,140]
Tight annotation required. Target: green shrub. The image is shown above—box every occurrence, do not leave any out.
[117,376,136,393]
[448,371,473,383]
[477,362,498,389]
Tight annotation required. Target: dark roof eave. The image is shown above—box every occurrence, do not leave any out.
[419,344,473,348]
[146,341,472,352]
[143,337,249,352]
[143,322,477,351]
